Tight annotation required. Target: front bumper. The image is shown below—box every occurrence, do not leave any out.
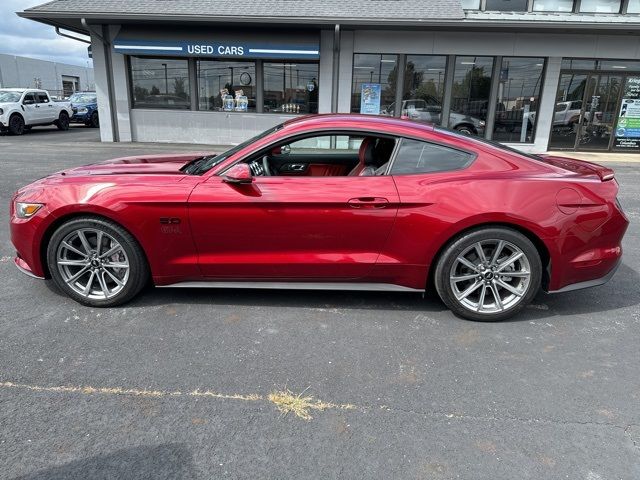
[71,113,90,123]
[14,255,44,279]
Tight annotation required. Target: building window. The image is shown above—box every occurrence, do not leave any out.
[532,0,575,11]
[130,57,190,109]
[461,0,481,8]
[579,0,621,13]
[263,62,319,114]
[398,55,448,124]
[493,58,544,143]
[351,54,399,115]
[450,56,494,136]
[485,0,528,11]
[628,0,640,13]
[197,60,256,112]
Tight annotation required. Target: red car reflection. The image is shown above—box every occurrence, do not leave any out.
[10,114,628,321]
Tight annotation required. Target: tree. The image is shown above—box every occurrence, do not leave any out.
[174,78,187,99]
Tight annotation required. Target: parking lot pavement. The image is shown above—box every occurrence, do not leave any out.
[1,128,639,479]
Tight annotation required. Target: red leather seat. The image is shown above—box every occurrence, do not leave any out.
[348,137,376,176]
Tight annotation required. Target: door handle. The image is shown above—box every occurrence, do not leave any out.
[348,197,389,209]
[35,105,40,108]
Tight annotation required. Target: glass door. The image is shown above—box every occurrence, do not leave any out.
[575,74,622,151]
[549,73,588,150]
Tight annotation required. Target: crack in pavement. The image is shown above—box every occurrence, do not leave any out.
[1,379,638,434]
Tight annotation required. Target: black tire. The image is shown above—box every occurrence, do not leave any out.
[8,114,25,135]
[434,227,542,322]
[89,111,99,128]
[454,124,476,136]
[47,217,149,307]
[55,111,70,131]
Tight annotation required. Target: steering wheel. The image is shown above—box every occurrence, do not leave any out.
[262,155,272,176]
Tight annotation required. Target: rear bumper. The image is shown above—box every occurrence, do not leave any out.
[548,258,620,293]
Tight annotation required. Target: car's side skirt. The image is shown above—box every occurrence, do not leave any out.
[157,281,423,292]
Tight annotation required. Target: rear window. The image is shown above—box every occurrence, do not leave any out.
[434,126,543,161]
[390,138,474,175]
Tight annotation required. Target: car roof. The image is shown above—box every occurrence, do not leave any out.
[282,113,435,135]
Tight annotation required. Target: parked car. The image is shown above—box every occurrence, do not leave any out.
[10,114,627,321]
[386,98,486,136]
[0,88,72,135]
[553,100,584,126]
[69,92,99,128]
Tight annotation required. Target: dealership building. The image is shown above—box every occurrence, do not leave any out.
[19,0,640,153]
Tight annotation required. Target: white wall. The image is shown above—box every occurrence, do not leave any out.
[0,54,94,93]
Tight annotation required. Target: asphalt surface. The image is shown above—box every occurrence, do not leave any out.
[0,126,639,479]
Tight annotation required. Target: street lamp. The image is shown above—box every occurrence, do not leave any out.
[161,63,168,94]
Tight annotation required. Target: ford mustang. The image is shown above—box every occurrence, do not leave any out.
[10,114,629,321]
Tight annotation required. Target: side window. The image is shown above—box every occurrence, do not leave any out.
[390,138,474,175]
[287,135,363,154]
[23,93,36,104]
[37,93,49,103]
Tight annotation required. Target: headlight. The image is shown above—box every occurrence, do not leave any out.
[77,107,88,114]
[15,202,44,218]
[478,120,486,127]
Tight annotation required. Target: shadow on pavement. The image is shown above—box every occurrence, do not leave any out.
[11,443,197,480]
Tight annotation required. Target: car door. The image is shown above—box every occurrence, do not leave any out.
[21,93,39,123]
[36,92,56,122]
[188,134,400,280]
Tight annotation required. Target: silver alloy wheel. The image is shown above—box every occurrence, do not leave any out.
[449,239,531,314]
[56,228,130,300]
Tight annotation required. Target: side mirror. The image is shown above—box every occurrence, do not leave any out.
[23,99,34,105]
[222,163,253,184]
[280,144,291,155]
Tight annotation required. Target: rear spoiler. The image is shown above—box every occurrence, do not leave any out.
[538,155,615,181]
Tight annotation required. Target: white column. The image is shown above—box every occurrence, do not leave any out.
[90,32,115,142]
[533,57,562,153]
[337,31,354,113]
[318,30,334,114]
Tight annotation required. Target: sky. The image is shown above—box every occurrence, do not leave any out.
[0,0,92,67]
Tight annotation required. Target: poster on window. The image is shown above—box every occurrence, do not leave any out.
[614,77,640,149]
[360,83,381,115]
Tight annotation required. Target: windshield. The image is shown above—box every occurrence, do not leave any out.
[69,93,97,103]
[0,91,22,102]
[191,123,284,175]
[435,126,542,161]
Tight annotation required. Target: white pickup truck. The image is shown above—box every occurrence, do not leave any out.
[0,88,73,135]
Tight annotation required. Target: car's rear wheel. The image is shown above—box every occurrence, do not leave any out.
[454,124,476,136]
[55,111,70,131]
[434,227,541,321]
[8,114,25,135]
[47,217,149,307]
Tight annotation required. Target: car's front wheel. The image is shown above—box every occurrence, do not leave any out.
[89,111,99,128]
[434,227,541,321]
[8,114,25,135]
[47,217,149,307]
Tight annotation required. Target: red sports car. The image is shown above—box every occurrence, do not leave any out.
[10,114,628,321]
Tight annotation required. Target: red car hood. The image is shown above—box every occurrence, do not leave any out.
[58,152,214,176]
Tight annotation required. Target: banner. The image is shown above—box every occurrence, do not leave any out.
[614,77,640,149]
[360,83,381,115]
